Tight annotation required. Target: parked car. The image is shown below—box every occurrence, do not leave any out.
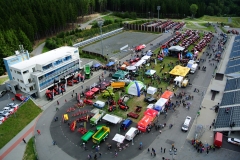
[0,90,7,97]
[0,116,6,125]
[144,97,157,103]
[15,93,25,101]
[3,107,14,114]
[8,103,19,111]
[227,138,240,146]
[0,111,11,118]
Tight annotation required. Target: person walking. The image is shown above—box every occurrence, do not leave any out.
[94,154,97,160]
[99,152,102,157]
[164,148,166,153]
[57,101,59,105]
[161,147,162,153]
[115,151,118,157]
[37,130,41,135]
[88,154,92,159]
[65,99,67,102]
[22,138,26,143]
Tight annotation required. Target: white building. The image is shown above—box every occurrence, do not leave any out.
[8,46,81,97]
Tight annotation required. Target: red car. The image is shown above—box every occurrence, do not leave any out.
[127,112,139,119]
[15,93,25,101]
[135,44,146,52]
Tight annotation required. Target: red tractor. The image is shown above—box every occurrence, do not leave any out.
[135,106,142,112]
[108,105,117,112]
[119,104,129,111]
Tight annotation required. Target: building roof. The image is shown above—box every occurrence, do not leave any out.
[10,46,77,70]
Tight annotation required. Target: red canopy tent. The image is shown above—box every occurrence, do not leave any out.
[161,91,173,100]
[144,109,158,118]
[137,115,154,132]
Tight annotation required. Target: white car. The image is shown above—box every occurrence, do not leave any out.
[0,116,6,124]
[0,111,11,118]
[8,103,19,111]
[3,107,14,114]
[227,138,240,146]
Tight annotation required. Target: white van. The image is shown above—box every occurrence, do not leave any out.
[182,116,191,132]
[125,127,138,141]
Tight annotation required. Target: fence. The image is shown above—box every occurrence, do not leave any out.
[73,28,124,48]
[124,23,164,33]
[80,50,108,62]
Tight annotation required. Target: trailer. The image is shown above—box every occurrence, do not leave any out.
[90,109,105,125]
[92,126,110,144]
[81,130,95,143]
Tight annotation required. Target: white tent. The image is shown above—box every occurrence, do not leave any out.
[147,86,157,95]
[168,45,185,52]
[126,81,145,97]
[145,69,156,76]
[141,55,151,60]
[134,59,146,67]
[126,66,136,71]
[154,98,168,112]
[102,114,122,124]
[112,134,125,143]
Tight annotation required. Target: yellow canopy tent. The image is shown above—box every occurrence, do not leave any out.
[169,65,190,77]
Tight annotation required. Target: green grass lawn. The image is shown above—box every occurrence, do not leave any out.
[102,15,133,22]
[0,76,9,85]
[23,137,37,160]
[198,23,215,32]
[0,100,42,149]
[199,15,240,27]
[42,45,50,53]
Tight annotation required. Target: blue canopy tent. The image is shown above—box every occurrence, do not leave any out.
[185,52,193,59]
[146,50,153,56]
[93,63,101,67]
[106,62,115,66]
[163,48,168,56]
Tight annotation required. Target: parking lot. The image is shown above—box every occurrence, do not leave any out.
[82,31,160,59]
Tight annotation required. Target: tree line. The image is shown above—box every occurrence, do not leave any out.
[0,0,239,75]
[107,0,240,18]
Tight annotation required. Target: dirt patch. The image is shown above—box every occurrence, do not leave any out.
[76,13,100,23]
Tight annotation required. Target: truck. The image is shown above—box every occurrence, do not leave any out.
[111,82,125,89]
[92,126,110,144]
[90,109,105,125]
[85,64,91,79]
[214,132,223,147]
[190,63,198,73]
[81,130,95,143]
[187,60,198,74]
[174,76,189,88]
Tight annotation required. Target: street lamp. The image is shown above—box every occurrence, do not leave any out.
[169,148,177,160]
[98,20,104,56]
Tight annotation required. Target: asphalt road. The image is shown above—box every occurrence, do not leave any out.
[31,42,45,56]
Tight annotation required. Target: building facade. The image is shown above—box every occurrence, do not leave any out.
[6,46,80,97]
